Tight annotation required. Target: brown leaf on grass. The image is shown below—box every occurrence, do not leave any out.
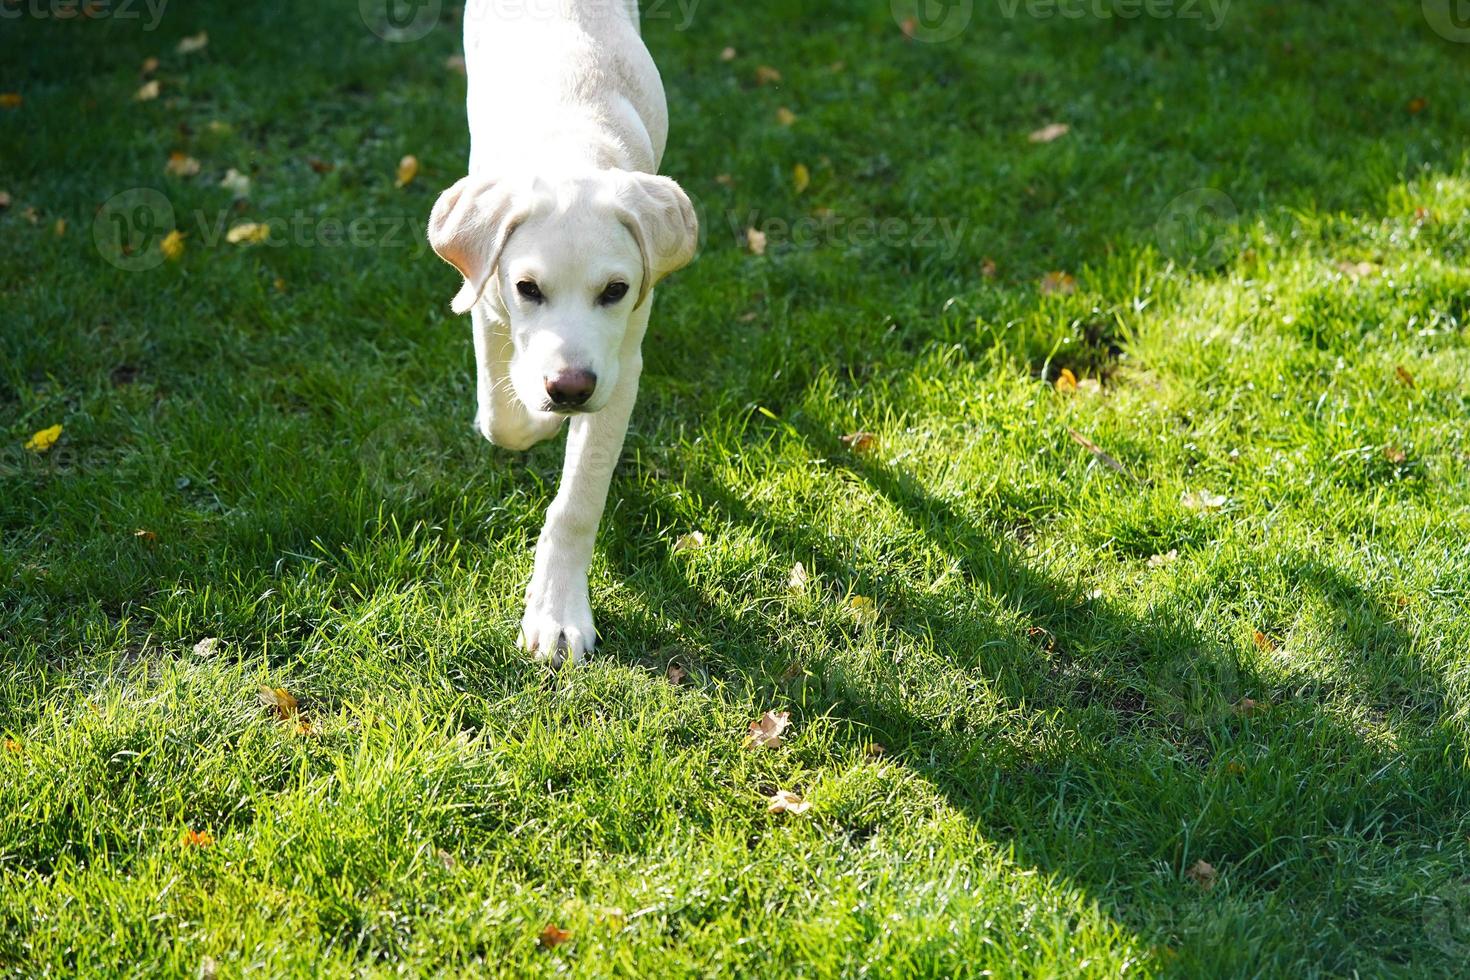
[744,710,791,750]
[1029,122,1070,143]
[181,828,214,848]
[980,257,997,279]
[176,31,209,55]
[0,93,22,110]
[899,17,919,39]
[134,80,161,102]
[1395,365,1416,388]
[165,152,201,177]
[4,738,20,755]
[21,206,39,225]
[665,663,687,685]
[0,191,10,210]
[395,154,419,188]
[720,46,737,62]
[1185,859,1217,890]
[53,218,67,237]
[1225,761,1246,776]
[257,685,298,719]
[840,431,878,454]
[1407,97,1428,115]
[134,529,159,543]
[437,848,456,869]
[715,173,734,187]
[1252,631,1275,653]
[198,956,218,980]
[444,54,466,75]
[537,924,572,949]
[141,56,160,76]
[308,157,335,174]
[865,742,887,759]
[792,162,810,193]
[766,789,811,815]
[1067,428,1137,482]
[1233,697,1264,717]
[754,65,782,86]
[745,227,767,255]
[1041,271,1077,296]
[1383,445,1407,464]
[776,107,797,127]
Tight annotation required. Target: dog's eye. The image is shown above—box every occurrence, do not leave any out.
[516,280,544,302]
[598,281,629,305]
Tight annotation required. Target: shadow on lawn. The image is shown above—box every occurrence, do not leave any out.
[592,413,1470,959]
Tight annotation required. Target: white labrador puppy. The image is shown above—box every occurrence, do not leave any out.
[428,0,698,666]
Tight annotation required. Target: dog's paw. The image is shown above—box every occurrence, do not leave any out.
[517,582,596,668]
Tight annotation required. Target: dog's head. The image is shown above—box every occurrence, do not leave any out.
[429,171,697,415]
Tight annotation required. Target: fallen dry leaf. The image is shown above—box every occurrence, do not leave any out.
[766,789,811,815]
[715,173,734,187]
[437,848,456,869]
[1186,859,1217,890]
[176,31,209,55]
[980,257,997,279]
[865,742,886,759]
[840,431,878,454]
[161,229,186,260]
[4,739,20,754]
[198,956,217,980]
[395,154,419,188]
[21,207,39,225]
[1040,271,1077,296]
[257,685,298,719]
[24,425,62,453]
[226,222,270,245]
[52,218,66,237]
[165,152,201,177]
[745,227,767,255]
[744,710,791,750]
[900,16,919,39]
[445,54,466,74]
[1383,445,1407,464]
[134,529,159,543]
[1407,97,1428,115]
[1181,490,1228,513]
[0,191,10,210]
[1068,428,1136,482]
[1337,260,1378,279]
[755,65,782,86]
[538,924,572,949]
[1233,697,1265,717]
[848,595,878,624]
[776,106,797,127]
[1225,761,1246,777]
[141,56,160,75]
[1029,122,1070,143]
[1395,365,1416,388]
[134,80,161,102]
[1054,367,1078,393]
[308,157,335,174]
[792,162,810,193]
[666,663,687,685]
[193,637,219,656]
[788,561,810,590]
[219,168,251,198]
[672,531,706,554]
[720,46,737,61]
[0,93,22,110]
[1252,630,1275,653]
[181,828,214,848]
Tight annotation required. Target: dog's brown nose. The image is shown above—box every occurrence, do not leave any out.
[545,369,597,408]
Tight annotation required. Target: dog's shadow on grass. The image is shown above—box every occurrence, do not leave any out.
[592,416,1469,943]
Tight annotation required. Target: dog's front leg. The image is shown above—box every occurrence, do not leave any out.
[517,353,641,666]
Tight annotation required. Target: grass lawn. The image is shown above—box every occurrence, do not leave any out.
[3,0,1470,975]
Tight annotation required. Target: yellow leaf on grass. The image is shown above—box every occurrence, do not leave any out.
[135,80,161,102]
[839,431,878,454]
[1394,365,1417,388]
[134,528,159,543]
[226,222,270,245]
[0,93,22,109]
[160,229,186,260]
[792,162,810,194]
[1029,122,1070,143]
[743,710,791,750]
[24,425,62,453]
[672,531,706,554]
[1054,367,1078,393]
[4,739,20,755]
[1252,630,1275,653]
[181,828,214,847]
[766,789,810,815]
[395,154,419,188]
[176,31,209,55]
[755,65,782,86]
[776,107,797,127]
[257,685,298,719]
[53,218,66,237]
[141,56,160,75]
[848,595,878,624]
[1185,859,1216,890]
[865,742,887,759]
[0,191,10,210]
[165,152,200,177]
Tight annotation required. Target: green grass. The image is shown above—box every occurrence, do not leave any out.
[3,0,1470,975]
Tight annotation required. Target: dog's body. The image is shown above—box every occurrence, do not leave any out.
[430,0,697,665]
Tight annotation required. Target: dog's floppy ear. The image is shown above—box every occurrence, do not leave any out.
[612,173,698,308]
[428,175,527,315]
